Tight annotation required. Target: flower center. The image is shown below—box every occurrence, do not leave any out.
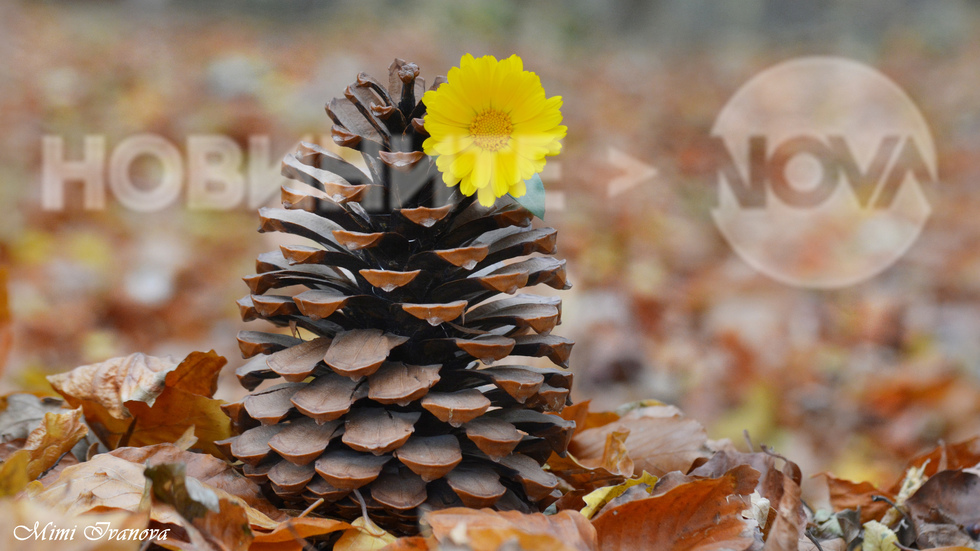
[469,110,513,151]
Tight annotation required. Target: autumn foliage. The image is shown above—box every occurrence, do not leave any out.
[0,349,972,550]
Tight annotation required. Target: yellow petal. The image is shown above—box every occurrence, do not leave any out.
[477,184,496,207]
[470,150,492,190]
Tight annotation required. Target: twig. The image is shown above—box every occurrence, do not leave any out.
[803,530,825,551]
[871,495,913,529]
[743,430,754,451]
[117,417,138,448]
[37,450,70,480]
[299,498,324,518]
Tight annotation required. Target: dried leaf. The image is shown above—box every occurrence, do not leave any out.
[145,463,252,551]
[0,451,29,497]
[592,465,760,551]
[423,508,598,551]
[0,393,73,442]
[762,469,804,550]
[901,436,980,483]
[47,351,231,456]
[0,498,146,551]
[580,471,658,520]
[861,520,898,551]
[26,447,288,550]
[250,517,351,551]
[380,537,433,550]
[568,405,707,478]
[28,453,167,520]
[906,470,980,549]
[819,474,892,523]
[109,442,284,525]
[546,428,633,492]
[334,516,397,551]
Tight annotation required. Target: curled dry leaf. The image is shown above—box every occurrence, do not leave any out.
[0,408,88,496]
[567,405,708,478]
[0,393,73,442]
[47,351,231,456]
[145,462,252,551]
[819,474,893,524]
[422,508,598,551]
[250,517,351,551]
[547,426,634,492]
[905,470,980,549]
[760,467,804,551]
[28,453,175,521]
[0,497,146,551]
[24,446,311,550]
[380,537,432,550]
[689,447,806,546]
[109,442,284,523]
[334,516,398,551]
[900,436,980,484]
[579,471,658,520]
[591,465,760,551]
[861,520,899,551]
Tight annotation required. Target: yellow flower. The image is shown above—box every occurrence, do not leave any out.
[422,54,566,207]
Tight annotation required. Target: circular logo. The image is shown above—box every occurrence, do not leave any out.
[710,56,935,288]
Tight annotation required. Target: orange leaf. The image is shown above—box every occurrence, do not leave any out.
[250,517,351,551]
[27,447,284,550]
[47,351,231,456]
[818,473,892,523]
[423,508,597,551]
[592,465,760,551]
[547,428,634,492]
[381,537,433,550]
[569,405,707,478]
[110,442,285,524]
[0,408,87,496]
[21,408,88,480]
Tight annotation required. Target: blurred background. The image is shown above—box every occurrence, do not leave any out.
[2,0,980,497]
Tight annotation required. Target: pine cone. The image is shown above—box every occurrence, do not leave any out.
[219,59,575,535]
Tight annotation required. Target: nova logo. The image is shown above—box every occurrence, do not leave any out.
[710,57,935,288]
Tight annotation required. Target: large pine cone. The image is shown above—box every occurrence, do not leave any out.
[218,59,575,535]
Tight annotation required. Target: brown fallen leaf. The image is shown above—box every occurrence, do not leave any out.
[818,473,893,524]
[25,449,289,549]
[27,453,173,522]
[905,470,980,549]
[568,405,708,478]
[109,442,284,523]
[250,516,351,551]
[547,426,634,492]
[760,468,804,551]
[901,436,980,484]
[592,465,760,551]
[0,393,73,442]
[423,508,598,551]
[145,462,252,551]
[380,537,433,550]
[48,351,231,456]
[0,408,88,497]
[689,447,805,545]
[0,451,29,497]
[7,408,88,492]
[334,516,397,551]
[0,497,146,551]
[558,400,622,432]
